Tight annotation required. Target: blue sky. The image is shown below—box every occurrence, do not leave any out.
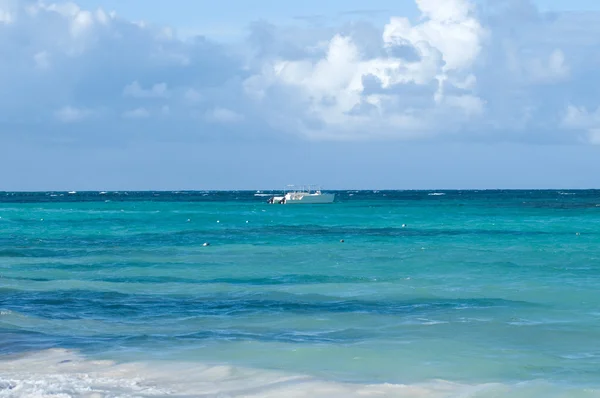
[1,0,600,190]
[73,0,419,39]
[74,0,600,40]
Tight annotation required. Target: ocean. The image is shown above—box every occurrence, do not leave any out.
[1,190,599,397]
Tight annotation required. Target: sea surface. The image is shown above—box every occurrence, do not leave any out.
[1,190,600,397]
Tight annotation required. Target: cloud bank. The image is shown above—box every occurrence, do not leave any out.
[1,0,600,145]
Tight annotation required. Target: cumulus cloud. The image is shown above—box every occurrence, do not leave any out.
[122,107,150,119]
[1,0,600,145]
[243,0,490,140]
[205,107,244,124]
[562,105,600,144]
[123,81,169,99]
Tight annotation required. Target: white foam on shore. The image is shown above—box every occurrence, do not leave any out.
[0,349,598,398]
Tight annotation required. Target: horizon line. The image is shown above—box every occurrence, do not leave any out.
[2,188,600,193]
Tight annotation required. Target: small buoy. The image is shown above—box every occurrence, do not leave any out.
[40,218,44,221]
[576,232,581,236]
[203,242,210,247]
[187,219,191,222]
[246,220,249,223]
[402,224,406,228]
[340,239,344,243]
[217,220,220,223]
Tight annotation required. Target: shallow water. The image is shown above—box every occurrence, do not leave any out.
[1,190,600,397]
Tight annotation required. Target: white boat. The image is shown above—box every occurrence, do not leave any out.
[268,185,335,204]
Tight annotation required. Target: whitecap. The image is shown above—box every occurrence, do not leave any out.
[0,349,589,398]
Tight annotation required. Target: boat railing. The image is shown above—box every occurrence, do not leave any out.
[284,185,322,194]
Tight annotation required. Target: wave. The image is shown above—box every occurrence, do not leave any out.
[0,349,593,398]
[2,290,531,322]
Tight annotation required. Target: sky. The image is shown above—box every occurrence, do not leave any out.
[72,0,600,40]
[1,0,600,190]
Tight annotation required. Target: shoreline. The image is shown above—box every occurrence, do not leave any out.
[1,348,595,398]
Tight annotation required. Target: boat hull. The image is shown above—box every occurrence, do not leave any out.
[267,196,285,204]
[267,193,335,204]
[283,193,335,204]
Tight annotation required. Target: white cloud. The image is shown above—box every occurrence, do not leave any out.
[562,105,600,144]
[384,0,485,72]
[244,0,487,140]
[539,49,570,82]
[31,3,94,35]
[123,81,169,99]
[444,94,485,116]
[23,2,114,55]
[505,46,570,84]
[0,0,17,24]
[205,107,244,123]
[123,107,150,119]
[0,0,599,145]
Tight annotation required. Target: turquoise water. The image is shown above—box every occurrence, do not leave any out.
[1,190,600,397]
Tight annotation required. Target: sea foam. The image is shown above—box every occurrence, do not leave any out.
[0,349,597,398]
